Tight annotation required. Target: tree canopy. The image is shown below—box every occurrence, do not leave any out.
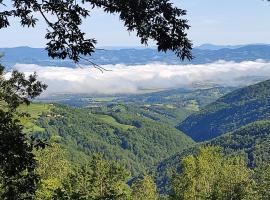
[0,0,193,63]
[171,146,257,200]
[0,58,47,199]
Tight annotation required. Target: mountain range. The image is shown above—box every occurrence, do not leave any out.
[1,44,270,68]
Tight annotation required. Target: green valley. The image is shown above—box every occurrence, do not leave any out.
[1,1,270,198]
[28,104,194,175]
[2,71,270,199]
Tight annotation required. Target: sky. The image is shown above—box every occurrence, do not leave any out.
[0,0,270,47]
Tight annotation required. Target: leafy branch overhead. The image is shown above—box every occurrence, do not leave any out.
[0,0,193,63]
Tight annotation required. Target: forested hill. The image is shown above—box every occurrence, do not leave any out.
[156,120,270,194]
[177,79,270,142]
[30,104,194,175]
[1,44,270,68]
[209,120,270,167]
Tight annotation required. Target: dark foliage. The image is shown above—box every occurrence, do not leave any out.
[0,111,38,199]
[0,62,47,199]
[0,0,192,63]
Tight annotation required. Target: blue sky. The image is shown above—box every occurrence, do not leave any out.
[1,0,270,47]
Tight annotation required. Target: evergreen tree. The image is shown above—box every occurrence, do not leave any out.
[0,111,38,199]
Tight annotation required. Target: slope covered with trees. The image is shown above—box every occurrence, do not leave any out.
[170,146,269,200]
[41,86,232,127]
[157,120,270,194]
[209,120,270,167]
[31,104,194,175]
[177,79,270,141]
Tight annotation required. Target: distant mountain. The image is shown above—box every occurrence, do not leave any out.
[196,44,245,50]
[177,79,270,142]
[0,47,75,68]
[1,44,270,68]
[156,120,270,194]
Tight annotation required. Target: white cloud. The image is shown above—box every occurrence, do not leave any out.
[10,60,270,96]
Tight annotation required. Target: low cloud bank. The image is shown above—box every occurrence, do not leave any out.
[11,60,270,96]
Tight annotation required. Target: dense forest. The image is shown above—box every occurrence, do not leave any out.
[1,59,270,199]
[177,79,270,141]
[31,104,194,175]
[156,120,270,194]
[1,0,270,199]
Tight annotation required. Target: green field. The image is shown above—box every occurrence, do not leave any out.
[18,103,52,117]
[95,114,134,130]
[91,97,117,102]
[184,100,200,111]
[18,103,53,133]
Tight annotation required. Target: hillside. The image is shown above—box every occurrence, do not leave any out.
[26,104,194,175]
[209,120,270,167]
[21,86,232,175]
[156,120,270,194]
[177,79,270,141]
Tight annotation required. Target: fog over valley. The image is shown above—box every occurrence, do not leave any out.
[2,1,270,198]
[10,60,270,96]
